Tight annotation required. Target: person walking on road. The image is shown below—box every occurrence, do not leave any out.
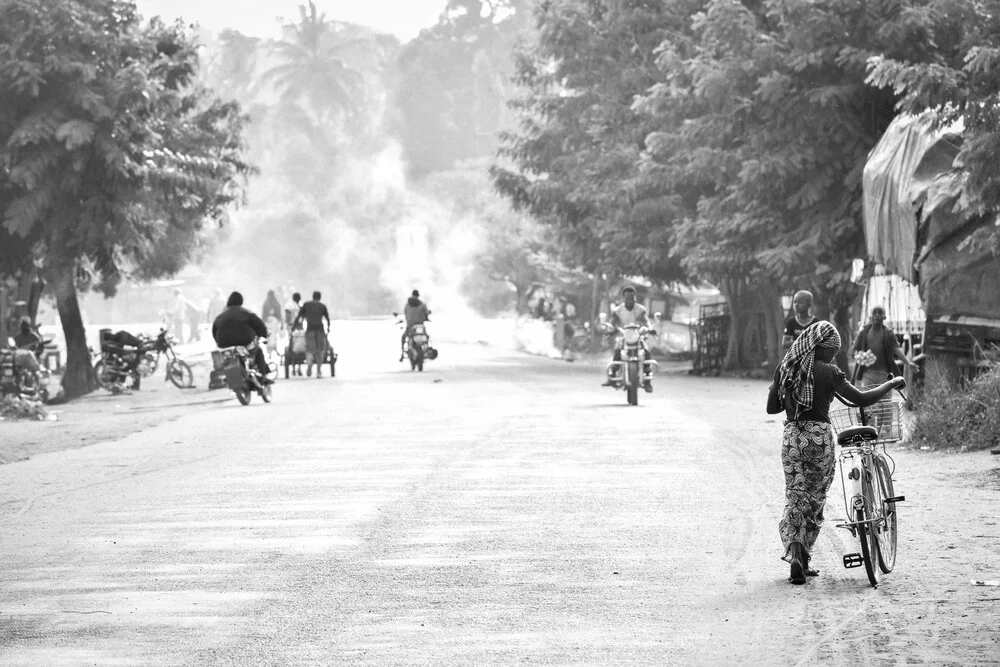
[767,320,904,585]
[782,290,817,350]
[850,306,917,387]
[294,291,331,378]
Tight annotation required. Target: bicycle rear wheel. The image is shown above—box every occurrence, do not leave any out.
[874,456,897,573]
[856,506,879,587]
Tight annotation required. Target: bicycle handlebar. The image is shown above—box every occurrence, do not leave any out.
[834,372,907,409]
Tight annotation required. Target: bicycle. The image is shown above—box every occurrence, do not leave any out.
[829,374,908,588]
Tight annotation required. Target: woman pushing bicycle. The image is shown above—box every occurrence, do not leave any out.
[767,321,905,585]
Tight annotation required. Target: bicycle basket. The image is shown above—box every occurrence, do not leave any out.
[830,398,902,442]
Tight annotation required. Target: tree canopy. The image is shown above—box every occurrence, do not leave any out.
[0,0,252,396]
[494,0,1000,368]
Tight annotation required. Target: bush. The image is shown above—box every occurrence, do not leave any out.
[910,360,1000,451]
[0,395,49,421]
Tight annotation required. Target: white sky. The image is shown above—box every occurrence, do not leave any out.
[133,0,446,42]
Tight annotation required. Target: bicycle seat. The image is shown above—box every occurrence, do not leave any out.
[837,425,878,445]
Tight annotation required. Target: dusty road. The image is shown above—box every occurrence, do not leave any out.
[1,320,998,665]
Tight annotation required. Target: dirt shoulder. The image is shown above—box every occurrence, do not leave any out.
[0,358,232,465]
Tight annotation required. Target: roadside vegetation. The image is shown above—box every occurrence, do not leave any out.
[0,396,47,422]
[910,361,1000,451]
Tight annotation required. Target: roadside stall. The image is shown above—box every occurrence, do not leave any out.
[862,114,1000,382]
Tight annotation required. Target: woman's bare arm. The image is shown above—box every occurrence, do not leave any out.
[837,378,903,408]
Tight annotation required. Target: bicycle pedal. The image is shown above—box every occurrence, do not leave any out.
[843,553,863,569]
[885,496,906,503]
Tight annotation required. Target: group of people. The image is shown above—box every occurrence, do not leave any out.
[208,288,430,382]
[771,289,916,585]
[210,289,331,382]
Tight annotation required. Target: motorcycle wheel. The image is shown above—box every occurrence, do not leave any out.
[626,360,640,406]
[259,383,272,403]
[166,360,193,388]
[235,387,252,406]
[93,361,112,392]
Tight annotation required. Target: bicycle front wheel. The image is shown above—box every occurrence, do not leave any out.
[874,456,897,573]
[856,507,879,587]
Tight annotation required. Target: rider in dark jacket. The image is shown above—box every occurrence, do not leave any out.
[212,291,272,382]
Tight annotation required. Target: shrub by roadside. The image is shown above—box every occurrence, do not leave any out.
[910,360,1000,451]
[0,396,49,422]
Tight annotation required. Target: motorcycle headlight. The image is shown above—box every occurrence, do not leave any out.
[623,329,640,345]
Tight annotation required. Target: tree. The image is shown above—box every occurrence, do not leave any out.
[493,0,692,284]
[395,0,532,177]
[0,0,251,398]
[258,1,373,126]
[865,0,1000,252]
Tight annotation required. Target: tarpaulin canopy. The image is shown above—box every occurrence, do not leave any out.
[862,114,1000,320]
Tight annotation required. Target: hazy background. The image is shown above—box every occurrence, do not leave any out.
[74,0,540,326]
[134,0,443,42]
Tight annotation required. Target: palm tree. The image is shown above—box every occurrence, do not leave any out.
[257,1,371,125]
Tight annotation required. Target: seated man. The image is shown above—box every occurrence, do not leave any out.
[400,289,430,362]
[211,291,272,383]
[11,318,41,373]
[602,285,653,391]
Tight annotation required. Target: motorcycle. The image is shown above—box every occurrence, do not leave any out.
[605,324,659,406]
[214,338,273,406]
[1,337,51,402]
[395,314,439,372]
[94,328,194,394]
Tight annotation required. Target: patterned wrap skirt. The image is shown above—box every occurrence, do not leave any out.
[779,420,836,561]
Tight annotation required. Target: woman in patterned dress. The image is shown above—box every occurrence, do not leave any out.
[767,321,904,584]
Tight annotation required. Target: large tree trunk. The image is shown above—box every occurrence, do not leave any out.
[52,266,95,399]
[721,278,743,370]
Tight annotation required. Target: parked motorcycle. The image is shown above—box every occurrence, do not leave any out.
[141,328,194,388]
[214,339,273,406]
[93,328,194,394]
[604,324,659,406]
[1,337,51,402]
[395,315,438,372]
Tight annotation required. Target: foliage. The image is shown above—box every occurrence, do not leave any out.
[865,0,1000,251]
[496,0,987,369]
[493,0,690,283]
[395,0,533,177]
[0,0,252,397]
[0,395,47,421]
[910,361,1000,451]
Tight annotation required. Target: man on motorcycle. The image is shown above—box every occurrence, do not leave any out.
[211,291,273,384]
[400,289,431,362]
[11,317,42,374]
[13,317,41,352]
[602,285,654,391]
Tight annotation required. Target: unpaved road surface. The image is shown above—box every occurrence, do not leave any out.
[1,321,998,665]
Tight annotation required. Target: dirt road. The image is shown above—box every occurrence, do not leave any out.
[1,321,997,665]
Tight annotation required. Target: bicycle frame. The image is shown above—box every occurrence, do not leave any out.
[831,380,907,586]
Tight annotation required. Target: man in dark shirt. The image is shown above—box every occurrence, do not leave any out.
[294,291,331,378]
[782,290,817,351]
[212,291,272,383]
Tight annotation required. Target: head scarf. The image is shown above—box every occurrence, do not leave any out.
[778,320,841,416]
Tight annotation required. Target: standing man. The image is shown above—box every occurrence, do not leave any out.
[294,291,331,378]
[782,290,818,351]
[172,289,188,343]
[206,288,225,326]
[851,305,917,387]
